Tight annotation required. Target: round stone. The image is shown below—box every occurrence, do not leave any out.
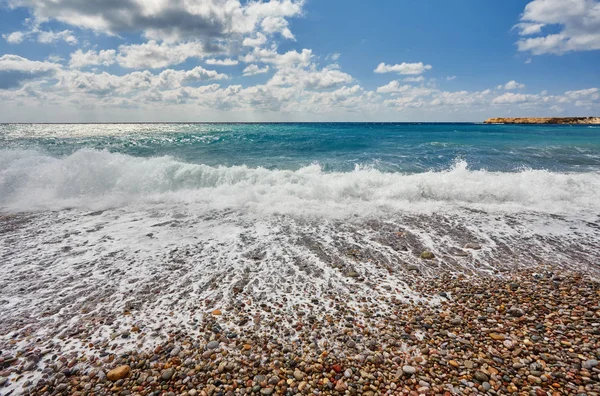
[207,341,220,350]
[474,371,489,382]
[161,368,175,381]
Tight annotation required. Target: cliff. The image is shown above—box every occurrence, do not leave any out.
[484,117,600,125]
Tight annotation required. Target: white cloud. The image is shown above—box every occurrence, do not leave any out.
[374,62,432,75]
[446,76,457,81]
[514,23,545,36]
[69,49,116,69]
[243,64,270,76]
[242,48,313,69]
[7,0,304,43]
[0,54,61,89]
[261,16,294,40]
[55,66,228,97]
[376,81,414,94]
[3,28,77,45]
[561,87,600,107]
[1,50,598,121]
[326,53,341,61]
[206,58,239,66]
[430,90,493,107]
[564,87,599,99]
[492,92,539,104]
[403,76,425,83]
[269,65,353,89]
[37,29,77,45]
[243,33,268,47]
[515,0,600,55]
[116,41,211,69]
[498,80,526,90]
[3,31,25,44]
[47,54,64,63]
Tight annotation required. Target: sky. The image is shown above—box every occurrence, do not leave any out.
[0,0,599,122]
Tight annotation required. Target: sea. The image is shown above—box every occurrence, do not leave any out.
[1,122,599,366]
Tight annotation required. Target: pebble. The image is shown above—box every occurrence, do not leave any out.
[420,251,435,259]
[583,359,598,369]
[107,365,130,381]
[161,368,175,380]
[207,341,220,350]
[293,370,304,381]
[474,371,489,382]
[402,365,416,375]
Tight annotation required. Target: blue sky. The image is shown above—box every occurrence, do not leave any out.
[0,0,599,122]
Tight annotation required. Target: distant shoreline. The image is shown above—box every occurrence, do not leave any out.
[484,117,600,125]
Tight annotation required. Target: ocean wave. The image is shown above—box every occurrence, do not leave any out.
[1,148,599,216]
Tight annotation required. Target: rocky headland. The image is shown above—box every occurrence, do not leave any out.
[484,117,600,125]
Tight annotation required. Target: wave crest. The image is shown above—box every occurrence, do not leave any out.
[1,149,599,216]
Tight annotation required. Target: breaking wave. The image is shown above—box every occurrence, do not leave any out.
[1,148,599,217]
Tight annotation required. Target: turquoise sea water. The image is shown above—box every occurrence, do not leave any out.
[2,123,600,173]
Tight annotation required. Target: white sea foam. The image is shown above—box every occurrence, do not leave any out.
[1,148,599,217]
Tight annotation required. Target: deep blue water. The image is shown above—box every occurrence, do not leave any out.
[1,122,600,173]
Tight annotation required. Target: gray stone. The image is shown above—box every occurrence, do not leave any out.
[207,341,220,350]
[474,371,489,382]
[583,359,598,369]
[402,365,416,375]
[161,368,175,381]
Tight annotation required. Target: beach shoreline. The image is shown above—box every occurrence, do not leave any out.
[2,269,599,395]
[1,210,599,395]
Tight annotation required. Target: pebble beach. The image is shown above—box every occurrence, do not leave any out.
[2,235,600,395]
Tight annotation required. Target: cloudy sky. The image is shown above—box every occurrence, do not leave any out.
[0,0,599,122]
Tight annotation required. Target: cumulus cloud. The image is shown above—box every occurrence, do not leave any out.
[116,41,211,69]
[3,28,77,45]
[3,31,25,44]
[0,54,60,89]
[7,0,304,42]
[241,48,313,68]
[492,92,539,104]
[498,80,526,90]
[515,0,600,55]
[55,66,228,97]
[206,58,239,66]
[374,62,432,75]
[1,49,598,120]
[403,76,425,83]
[261,16,294,39]
[37,29,77,45]
[243,64,270,76]
[269,65,353,89]
[243,33,268,47]
[69,49,116,68]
